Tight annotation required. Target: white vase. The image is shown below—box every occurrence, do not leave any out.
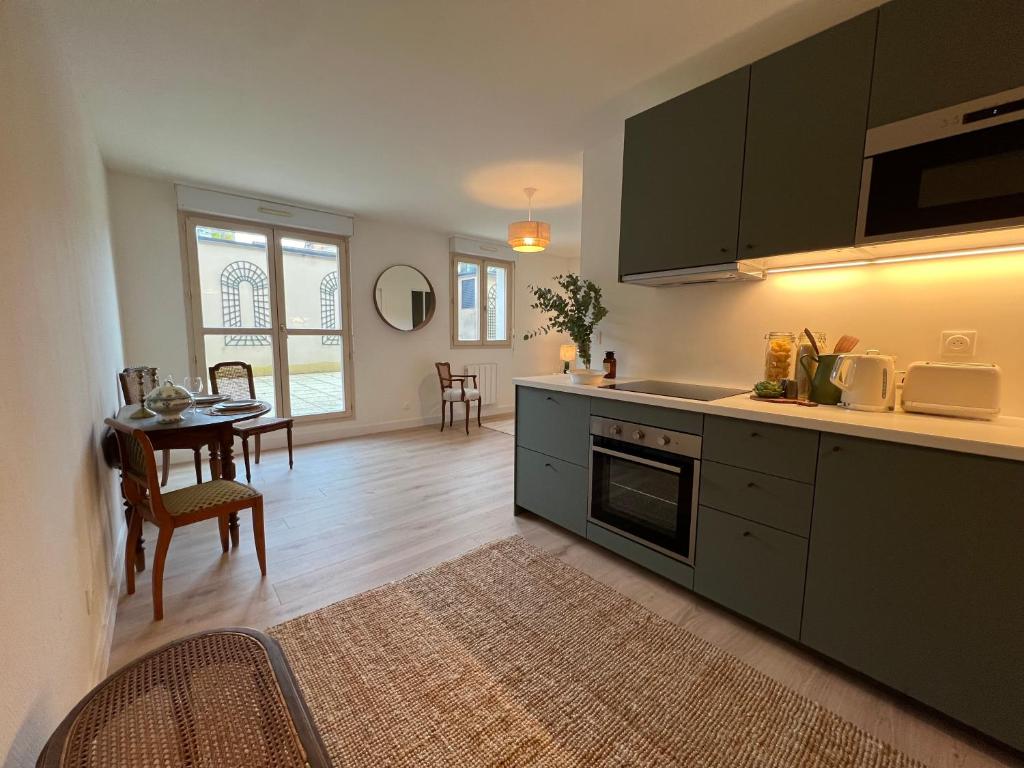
[144,378,195,423]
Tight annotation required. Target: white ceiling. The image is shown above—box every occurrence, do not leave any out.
[43,0,865,257]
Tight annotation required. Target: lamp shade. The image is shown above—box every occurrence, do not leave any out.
[559,344,577,363]
[507,219,551,253]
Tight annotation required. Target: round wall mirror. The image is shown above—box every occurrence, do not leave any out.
[373,265,436,332]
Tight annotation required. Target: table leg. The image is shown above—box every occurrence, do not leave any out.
[219,429,241,548]
[208,440,222,480]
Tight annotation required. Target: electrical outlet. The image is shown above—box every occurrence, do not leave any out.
[941,330,977,358]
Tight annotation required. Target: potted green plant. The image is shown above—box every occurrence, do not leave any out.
[523,273,609,384]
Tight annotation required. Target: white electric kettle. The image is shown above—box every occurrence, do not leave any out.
[829,350,896,412]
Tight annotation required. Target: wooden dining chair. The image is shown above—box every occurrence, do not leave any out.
[118,367,203,486]
[105,418,267,621]
[209,361,294,483]
[436,362,481,434]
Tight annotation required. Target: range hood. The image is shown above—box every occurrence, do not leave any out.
[621,261,765,286]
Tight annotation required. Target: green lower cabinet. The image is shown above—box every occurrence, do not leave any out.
[515,446,588,536]
[694,506,808,639]
[802,434,1024,751]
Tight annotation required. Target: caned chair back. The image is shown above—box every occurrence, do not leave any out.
[209,361,256,401]
[435,362,453,392]
[104,418,171,525]
[118,366,159,405]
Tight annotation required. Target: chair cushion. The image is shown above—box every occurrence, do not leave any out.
[442,387,480,401]
[163,479,260,517]
[233,416,292,434]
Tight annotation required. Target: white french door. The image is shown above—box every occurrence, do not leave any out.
[182,214,354,420]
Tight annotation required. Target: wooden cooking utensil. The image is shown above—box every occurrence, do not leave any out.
[749,395,819,407]
[803,327,821,358]
[833,334,859,354]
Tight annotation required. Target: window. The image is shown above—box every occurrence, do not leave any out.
[450,255,512,347]
[184,215,354,420]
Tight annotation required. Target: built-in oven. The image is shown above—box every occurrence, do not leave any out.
[588,416,701,565]
[857,85,1024,243]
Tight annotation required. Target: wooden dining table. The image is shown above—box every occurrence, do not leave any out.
[109,401,272,571]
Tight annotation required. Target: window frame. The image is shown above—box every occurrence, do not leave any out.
[180,212,356,423]
[449,253,514,348]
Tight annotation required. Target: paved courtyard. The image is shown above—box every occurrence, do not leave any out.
[253,371,344,417]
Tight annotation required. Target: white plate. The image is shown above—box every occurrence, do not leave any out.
[194,394,228,405]
[213,400,262,412]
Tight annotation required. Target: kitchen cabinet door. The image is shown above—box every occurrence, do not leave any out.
[802,434,1024,751]
[695,506,808,639]
[618,67,749,277]
[515,386,591,467]
[869,0,1024,127]
[738,11,877,258]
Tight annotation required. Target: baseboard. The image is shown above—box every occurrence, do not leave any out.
[93,521,126,681]
[165,404,516,463]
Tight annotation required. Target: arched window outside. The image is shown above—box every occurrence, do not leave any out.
[221,260,271,346]
[321,271,341,345]
[486,283,498,340]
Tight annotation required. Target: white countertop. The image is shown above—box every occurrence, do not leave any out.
[513,374,1024,463]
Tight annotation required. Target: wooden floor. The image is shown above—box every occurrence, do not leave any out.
[110,423,1022,768]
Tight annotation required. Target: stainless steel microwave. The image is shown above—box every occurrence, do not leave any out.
[856,85,1024,244]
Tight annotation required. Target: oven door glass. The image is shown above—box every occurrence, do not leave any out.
[864,121,1024,239]
[590,440,695,560]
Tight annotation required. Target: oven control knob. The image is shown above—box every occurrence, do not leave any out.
[658,435,671,446]
[633,430,645,440]
[610,425,622,436]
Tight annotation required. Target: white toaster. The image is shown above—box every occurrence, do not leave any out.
[901,362,1002,420]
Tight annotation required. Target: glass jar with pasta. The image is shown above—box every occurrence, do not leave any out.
[763,332,797,382]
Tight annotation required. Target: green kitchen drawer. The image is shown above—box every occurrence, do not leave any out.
[694,506,808,639]
[515,447,588,536]
[515,386,591,467]
[702,415,819,483]
[586,523,694,590]
[699,461,813,537]
[590,397,703,435]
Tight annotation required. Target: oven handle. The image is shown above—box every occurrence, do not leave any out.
[592,445,682,474]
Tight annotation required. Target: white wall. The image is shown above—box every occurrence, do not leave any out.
[107,171,579,443]
[581,8,1024,417]
[0,2,125,762]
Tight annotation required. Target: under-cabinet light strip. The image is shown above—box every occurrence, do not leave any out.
[765,243,1024,274]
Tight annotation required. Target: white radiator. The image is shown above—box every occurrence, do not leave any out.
[465,363,499,405]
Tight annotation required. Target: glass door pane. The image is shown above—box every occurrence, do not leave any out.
[194,225,273,333]
[203,334,277,415]
[486,263,508,341]
[455,260,480,341]
[190,221,279,415]
[276,233,350,417]
[287,336,345,416]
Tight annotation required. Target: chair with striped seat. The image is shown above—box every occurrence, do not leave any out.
[105,418,267,621]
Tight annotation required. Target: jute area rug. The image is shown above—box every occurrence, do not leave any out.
[270,537,924,767]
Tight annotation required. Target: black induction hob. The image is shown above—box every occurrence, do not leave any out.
[605,380,749,401]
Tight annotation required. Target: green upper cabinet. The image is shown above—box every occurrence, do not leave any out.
[618,67,750,277]
[869,0,1024,127]
[738,11,877,259]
